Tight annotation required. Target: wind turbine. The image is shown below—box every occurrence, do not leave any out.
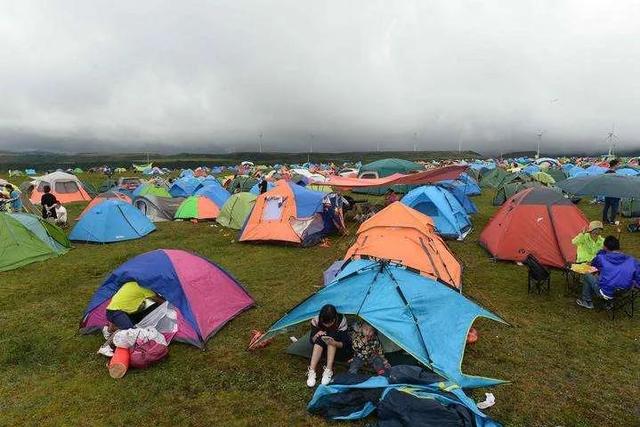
[605,124,618,157]
[412,132,418,152]
[258,132,263,153]
[536,130,545,159]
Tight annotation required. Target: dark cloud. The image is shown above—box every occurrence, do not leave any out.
[1,1,639,155]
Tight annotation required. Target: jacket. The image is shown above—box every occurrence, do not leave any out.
[591,250,640,297]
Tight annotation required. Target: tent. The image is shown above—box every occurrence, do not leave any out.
[355,158,423,195]
[437,182,478,214]
[132,183,171,198]
[344,202,462,288]
[256,259,506,388]
[194,183,231,207]
[480,187,588,268]
[401,186,472,240]
[80,249,255,348]
[174,196,220,220]
[239,180,342,246]
[492,181,544,206]
[78,191,131,219]
[216,192,257,229]
[133,195,185,222]
[29,171,92,204]
[249,181,275,195]
[70,200,156,243]
[0,212,70,271]
[169,178,202,198]
[437,173,481,196]
[73,167,84,174]
[133,163,152,172]
[25,169,36,176]
[229,175,257,193]
[479,168,509,188]
[621,198,640,217]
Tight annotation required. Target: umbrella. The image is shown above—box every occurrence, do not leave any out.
[557,174,640,199]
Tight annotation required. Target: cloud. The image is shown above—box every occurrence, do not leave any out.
[1,0,639,154]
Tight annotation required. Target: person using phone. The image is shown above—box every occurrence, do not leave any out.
[306,304,351,387]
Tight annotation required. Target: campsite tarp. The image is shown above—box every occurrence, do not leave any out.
[312,166,467,190]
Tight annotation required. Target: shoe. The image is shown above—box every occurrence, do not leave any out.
[97,343,114,357]
[306,367,316,387]
[321,367,333,385]
[576,299,594,309]
[102,326,112,340]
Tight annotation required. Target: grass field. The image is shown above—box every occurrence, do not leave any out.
[1,173,638,426]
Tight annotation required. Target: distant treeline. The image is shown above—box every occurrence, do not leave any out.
[0,150,480,171]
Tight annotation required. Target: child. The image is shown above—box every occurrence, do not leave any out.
[306,304,351,387]
[349,321,390,375]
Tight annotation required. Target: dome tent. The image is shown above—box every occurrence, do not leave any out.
[80,249,255,348]
[70,200,156,243]
[216,192,257,230]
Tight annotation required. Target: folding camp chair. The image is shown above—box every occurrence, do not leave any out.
[600,287,638,320]
[523,254,551,294]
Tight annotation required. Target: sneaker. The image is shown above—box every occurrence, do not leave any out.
[321,367,333,385]
[306,367,316,387]
[576,299,594,309]
[97,343,114,357]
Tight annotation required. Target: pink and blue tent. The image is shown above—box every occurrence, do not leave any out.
[80,249,255,348]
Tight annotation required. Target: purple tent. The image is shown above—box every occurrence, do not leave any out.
[81,249,254,348]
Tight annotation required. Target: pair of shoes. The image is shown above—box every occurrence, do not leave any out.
[102,326,112,340]
[306,367,333,387]
[97,343,114,357]
[576,298,594,309]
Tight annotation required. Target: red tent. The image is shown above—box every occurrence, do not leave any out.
[479,187,588,268]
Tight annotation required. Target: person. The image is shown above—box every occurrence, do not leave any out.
[54,203,68,226]
[576,236,640,309]
[105,281,165,332]
[602,159,620,224]
[571,221,605,263]
[259,176,268,194]
[41,185,58,220]
[348,321,391,375]
[306,304,351,387]
[384,189,399,206]
[5,185,23,212]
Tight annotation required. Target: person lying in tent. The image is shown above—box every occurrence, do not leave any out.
[105,281,165,333]
[41,185,58,220]
[576,236,640,309]
[306,304,352,387]
[348,321,391,376]
[572,221,604,264]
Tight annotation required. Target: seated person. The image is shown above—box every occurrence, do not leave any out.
[306,304,352,387]
[576,236,640,309]
[41,185,58,220]
[105,281,165,333]
[5,185,23,212]
[348,321,391,375]
[384,189,399,206]
[572,220,604,263]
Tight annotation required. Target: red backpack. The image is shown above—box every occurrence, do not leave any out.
[129,340,168,369]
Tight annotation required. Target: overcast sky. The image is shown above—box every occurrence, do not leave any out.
[1,1,639,154]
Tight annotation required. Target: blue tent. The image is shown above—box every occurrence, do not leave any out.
[437,183,478,214]
[194,183,231,207]
[585,165,608,175]
[249,181,275,195]
[169,177,202,198]
[179,169,195,178]
[438,173,481,196]
[522,164,541,175]
[402,186,472,240]
[616,167,640,176]
[69,200,156,243]
[260,259,506,388]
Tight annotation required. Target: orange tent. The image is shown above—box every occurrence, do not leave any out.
[344,202,462,288]
[30,171,92,204]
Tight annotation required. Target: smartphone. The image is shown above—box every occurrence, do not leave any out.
[321,335,331,342]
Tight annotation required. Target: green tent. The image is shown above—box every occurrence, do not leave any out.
[620,199,640,217]
[73,168,84,174]
[493,181,543,206]
[480,168,510,188]
[216,192,257,229]
[355,158,422,195]
[532,171,556,185]
[136,183,171,198]
[229,175,257,193]
[544,168,567,183]
[0,213,70,272]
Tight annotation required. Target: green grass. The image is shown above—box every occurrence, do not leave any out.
[1,173,638,426]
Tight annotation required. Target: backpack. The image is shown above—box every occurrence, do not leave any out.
[129,340,168,369]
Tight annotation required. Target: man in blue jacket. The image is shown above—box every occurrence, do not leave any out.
[577,235,640,309]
